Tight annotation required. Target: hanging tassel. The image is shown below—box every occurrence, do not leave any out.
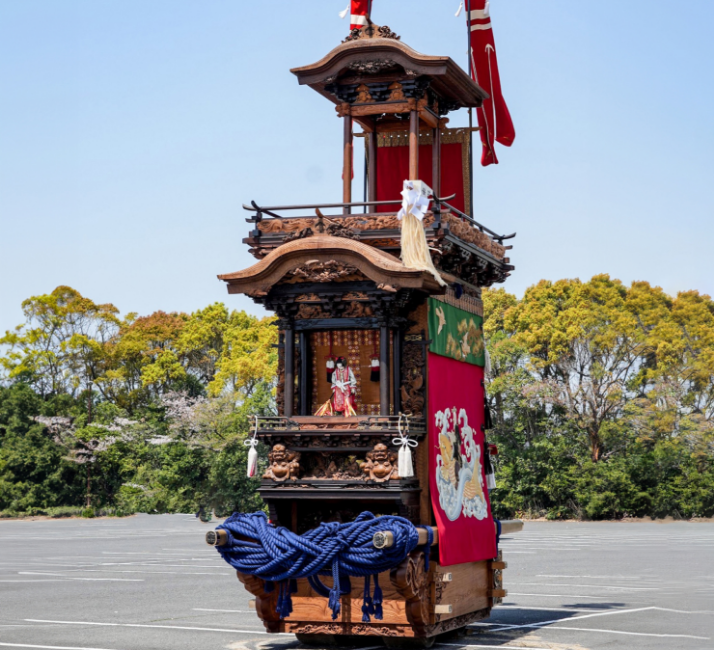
[454,0,463,17]
[393,415,417,478]
[370,357,380,382]
[339,3,349,19]
[361,574,374,622]
[326,357,336,383]
[485,442,497,491]
[244,416,259,478]
[373,573,383,620]
[370,331,380,382]
[328,560,342,620]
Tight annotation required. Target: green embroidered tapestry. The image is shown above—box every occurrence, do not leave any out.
[427,298,485,366]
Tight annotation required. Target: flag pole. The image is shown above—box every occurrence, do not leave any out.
[466,0,475,218]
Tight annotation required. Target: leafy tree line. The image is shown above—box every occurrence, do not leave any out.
[485,275,714,520]
[1,279,713,520]
[0,286,276,518]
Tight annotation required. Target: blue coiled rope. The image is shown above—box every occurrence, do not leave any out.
[215,511,420,621]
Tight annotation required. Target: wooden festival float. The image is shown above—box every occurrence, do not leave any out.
[207,16,522,647]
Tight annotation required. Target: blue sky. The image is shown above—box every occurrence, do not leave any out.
[1,1,713,334]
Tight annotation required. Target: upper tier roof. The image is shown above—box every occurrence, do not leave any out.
[290,25,488,111]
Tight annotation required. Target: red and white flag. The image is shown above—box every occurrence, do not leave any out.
[340,0,371,30]
[467,0,515,166]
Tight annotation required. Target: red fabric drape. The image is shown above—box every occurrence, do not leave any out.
[468,0,516,166]
[375,142,465,213]
[428,352,496,566]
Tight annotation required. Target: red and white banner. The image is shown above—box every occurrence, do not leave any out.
[428,353,497,566]
[348,0,371,30]
[467,0,516,166]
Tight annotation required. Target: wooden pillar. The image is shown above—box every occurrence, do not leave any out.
[380,325,390,416]
[392,328,402,415]
[343,116,353,214]
[409,110,419,179]
[432,127,441,198]
[284,325,295,418]
[367,131,378,203]
[298,331,309,416]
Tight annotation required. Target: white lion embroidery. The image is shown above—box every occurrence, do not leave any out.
[435,407,488,521]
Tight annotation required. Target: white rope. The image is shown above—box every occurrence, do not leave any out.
[392,414,417,478]
[244,415,259,478]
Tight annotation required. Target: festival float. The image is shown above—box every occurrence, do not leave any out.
[206,1,523,645]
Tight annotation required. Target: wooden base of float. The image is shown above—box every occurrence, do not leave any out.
[236,549,511,643]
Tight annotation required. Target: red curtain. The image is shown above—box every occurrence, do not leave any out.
[428,352,497,566]
[375,142,466,213]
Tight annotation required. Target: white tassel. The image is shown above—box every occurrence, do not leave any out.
[393,415,417,478]
[486,471,496,491]
[484,1,490,17]
[398,444,414,478]
[455,1,463,17]
[339,4,349,19]
[245,416,259,478]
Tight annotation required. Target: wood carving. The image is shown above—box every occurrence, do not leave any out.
[283,227,314,243]
[288,261,361,283]
[326,222,361,240]
[302,453,363,480]
[236,572,280,623]
[342,301,373,318]
[263,444,301,482]
[401,342,426,417]
[363,443,399,482]
[356,83,373,103]
[390,551,430,631]
[296,303,328,319]
[388,81,405,101]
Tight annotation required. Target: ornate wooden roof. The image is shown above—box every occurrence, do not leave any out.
[290,26,488,114]
[218,234,446,297]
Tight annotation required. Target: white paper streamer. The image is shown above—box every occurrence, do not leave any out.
[455,1,463,17]
[339,4,349,19]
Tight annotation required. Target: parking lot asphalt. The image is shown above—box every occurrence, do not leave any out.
[0,514,712,650]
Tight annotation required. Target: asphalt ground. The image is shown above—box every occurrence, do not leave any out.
[0,515,712,650]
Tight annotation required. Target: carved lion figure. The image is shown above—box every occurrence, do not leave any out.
[363,443,399,482]
[263,444,301,482]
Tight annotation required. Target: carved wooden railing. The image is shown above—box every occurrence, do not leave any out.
[255,414,426,438]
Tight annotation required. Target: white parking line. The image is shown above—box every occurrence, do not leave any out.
[192,608,251,613]
[23,619,287,635]
[507,592,610,599]
[0,642,125,650]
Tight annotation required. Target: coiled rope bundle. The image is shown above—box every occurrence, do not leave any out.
[215,511,422,621]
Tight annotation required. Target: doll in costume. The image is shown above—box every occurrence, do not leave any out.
[315,356,357,417]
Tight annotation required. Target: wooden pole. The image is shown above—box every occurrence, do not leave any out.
[409,109,419,179]
[432,127,441,198]
[343,116,353,214]
[392,328,401,415]
[367,130,377,202]
[379,325,390,416]
[284,325,295,418]
[299,331,309,415]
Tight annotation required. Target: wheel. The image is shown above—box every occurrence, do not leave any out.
[296,634,339,646]
[383,636,435,649]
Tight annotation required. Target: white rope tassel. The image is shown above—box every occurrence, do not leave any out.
[486,470,497,491]
[393,415,417,478]
[397,180,446,286]
[455,1,463,17]
[339,4,349,19]
[245,416,259,478]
